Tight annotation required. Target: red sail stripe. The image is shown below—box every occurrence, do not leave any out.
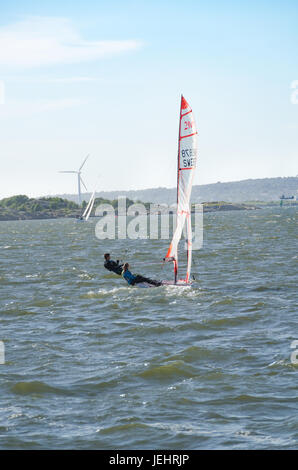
[179,132,198,140]
[181,109,193,118]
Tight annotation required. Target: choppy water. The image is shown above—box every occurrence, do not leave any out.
[0,207,297,449]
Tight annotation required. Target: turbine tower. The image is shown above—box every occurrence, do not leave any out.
[59,155,89,206]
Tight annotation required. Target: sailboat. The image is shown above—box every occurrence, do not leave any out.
[163,94,198,286]
[134,95,198,288]
[78,189,96,222]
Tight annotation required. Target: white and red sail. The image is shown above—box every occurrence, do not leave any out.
[164,95,198,284]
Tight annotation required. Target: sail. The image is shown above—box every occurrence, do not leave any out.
[82,190,95,220]
[85,191,95,221]
[82,194,92,218]
[165,95,198,283]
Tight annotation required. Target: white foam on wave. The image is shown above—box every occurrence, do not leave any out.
[85,286,130,297]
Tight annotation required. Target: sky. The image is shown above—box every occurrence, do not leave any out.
[0,0,297,198]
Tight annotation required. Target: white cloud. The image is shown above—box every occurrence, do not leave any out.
[41,98,87,110]
[0,16,141,67]
[49,77,96,83]
[0,98,87,118]
[2,75,97,84]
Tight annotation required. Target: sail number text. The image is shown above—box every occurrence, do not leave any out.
[181,148,197,168]
[183,120,193,131]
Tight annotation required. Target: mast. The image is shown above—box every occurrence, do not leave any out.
[185,212,192,283]
[177,94,183,204]
[174,95,183,283]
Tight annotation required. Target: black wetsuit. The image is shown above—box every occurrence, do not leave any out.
[122,269,161,286]
[131,275,161,287]
[104,259,123,276]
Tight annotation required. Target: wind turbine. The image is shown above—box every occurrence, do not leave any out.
[59,155,90,206]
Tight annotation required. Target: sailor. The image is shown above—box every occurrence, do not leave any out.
[121,263,162,287]
[103,253,123,276]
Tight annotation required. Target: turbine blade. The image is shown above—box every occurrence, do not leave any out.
[59,171,77,174]
[80,177,88,191]
[79,154,90,171]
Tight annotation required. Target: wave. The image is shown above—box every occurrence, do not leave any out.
[11,378,119,396]
[166,345,218,362]
[137,360,196,380]
[206,315,257,327]
[4,309,37,316]
[81,286,129,298]
[99,421,149,435]
[268,360,298,369]
[11,381,67,396]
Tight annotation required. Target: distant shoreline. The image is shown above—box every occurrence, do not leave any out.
[1,194,297,222]
[0,202,272,222]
